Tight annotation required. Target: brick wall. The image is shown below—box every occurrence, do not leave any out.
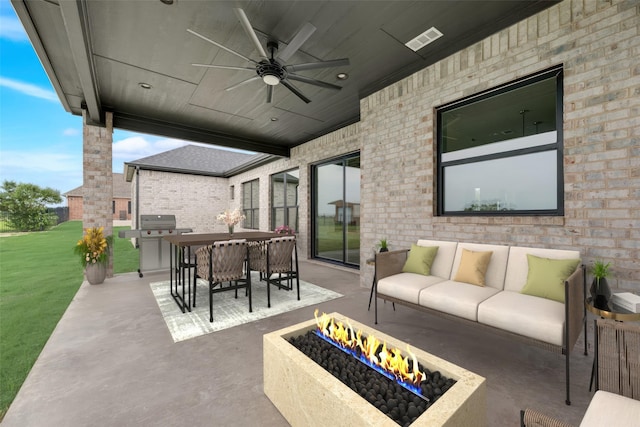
[227,124,360,259]
[67,195,83,220]
[133,170,230,233]
[357,0,639,291]
[113,198,130,220]
[127,0,639,292]
[83,111,113,275]
[227,0,639,292]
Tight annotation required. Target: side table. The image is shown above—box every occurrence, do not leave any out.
[585,297,640,391]
[366,257,394,312]
[585,298,640,322]
[366,258,375,311]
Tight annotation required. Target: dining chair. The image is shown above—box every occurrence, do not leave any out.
[248,235,299,308]
[520,318,640,427]
[594,318,640,398]
[195,239,250,322]
[180,244,203,308]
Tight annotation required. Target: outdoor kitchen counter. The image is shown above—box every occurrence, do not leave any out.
[164,231,280,313]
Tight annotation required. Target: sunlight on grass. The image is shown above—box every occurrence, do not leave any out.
[0,221,138,419]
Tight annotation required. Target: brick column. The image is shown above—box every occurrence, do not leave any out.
[82,110,114,277]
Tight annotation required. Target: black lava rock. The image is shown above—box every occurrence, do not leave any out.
[288,331,456,427]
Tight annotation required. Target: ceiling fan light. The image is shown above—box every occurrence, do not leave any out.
[262,74,280,86]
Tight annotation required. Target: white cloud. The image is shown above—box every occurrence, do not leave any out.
[0,150,81,173]
[112,136,190,161]
[0,149,83,194]
[63,128,80,136]
[0,16,29,42]
[154,138,192,150]
[0,76,58,102]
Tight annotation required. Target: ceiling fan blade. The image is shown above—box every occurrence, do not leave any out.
[192,64,255,72]
[225,76,261,91]
[233,8,268,60]
[280,80,311,104]
[188,29,257,64]
[287,74,342,91]
[276,22,316,63]
[266,85,273,104]
[286,58,350,72]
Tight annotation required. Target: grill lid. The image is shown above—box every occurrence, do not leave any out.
[140,215,177,230]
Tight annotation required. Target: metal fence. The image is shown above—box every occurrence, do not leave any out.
[0,211,10,232]
[50,206,69,224]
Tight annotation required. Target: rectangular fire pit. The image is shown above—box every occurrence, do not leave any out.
[264,312,486,427]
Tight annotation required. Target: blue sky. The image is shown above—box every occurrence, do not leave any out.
[0,0,218,202]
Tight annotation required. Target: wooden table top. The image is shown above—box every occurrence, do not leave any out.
[163,231,279,247]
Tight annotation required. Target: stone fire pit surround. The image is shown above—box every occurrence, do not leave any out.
[263,312,486,427]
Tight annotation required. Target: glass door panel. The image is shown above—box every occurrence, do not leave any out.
[313,154,360,267]
[315,160,344,262]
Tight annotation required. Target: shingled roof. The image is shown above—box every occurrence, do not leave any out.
[64,173,130,198]
[123,145,275,182]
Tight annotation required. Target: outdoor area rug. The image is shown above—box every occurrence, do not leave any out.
[150,272,343,342]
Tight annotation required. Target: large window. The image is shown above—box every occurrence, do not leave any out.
[437,66,563,215]
[242,179,259,229]
[312,153,360,267]
[271,169,299,231]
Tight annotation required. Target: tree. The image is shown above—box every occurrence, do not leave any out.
[0,181,62,231]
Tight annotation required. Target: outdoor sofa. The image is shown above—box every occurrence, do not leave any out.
[374,240,586,405]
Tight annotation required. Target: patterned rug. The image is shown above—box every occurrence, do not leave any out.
[150,272,343,342]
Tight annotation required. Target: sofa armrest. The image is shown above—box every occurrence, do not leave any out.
[375,249,409,282]
[564,264,586,353]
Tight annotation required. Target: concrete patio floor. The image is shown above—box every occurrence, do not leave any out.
[3,260,595,426]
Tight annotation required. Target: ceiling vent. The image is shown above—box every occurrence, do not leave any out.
[405,27,443,52]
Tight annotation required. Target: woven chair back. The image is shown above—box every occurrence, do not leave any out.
[196,240,247,283]
[248,236,296,273]
[596,318,640,399]
[266,236,296,274]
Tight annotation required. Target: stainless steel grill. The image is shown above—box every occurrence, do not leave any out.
[118,214,192,277]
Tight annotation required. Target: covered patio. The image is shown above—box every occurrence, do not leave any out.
[3,261,594,426]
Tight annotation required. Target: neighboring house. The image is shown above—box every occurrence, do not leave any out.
[64,173,131,221]
[123,145,274,232]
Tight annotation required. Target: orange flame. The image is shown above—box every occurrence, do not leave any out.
[314,310,425,386]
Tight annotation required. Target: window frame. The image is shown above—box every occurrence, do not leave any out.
[242,179,259,229]
[436,65,564,216]
[270,168,299,231]
[311,151,361,268]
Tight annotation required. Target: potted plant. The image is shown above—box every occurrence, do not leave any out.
[378,238,389,253]
[275,225,295,235]
[590,259,611,310]
[74,226,112,285]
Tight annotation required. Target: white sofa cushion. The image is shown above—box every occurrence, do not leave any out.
[377,273,445,305]
[419,280,501,321]
[449,243,510,290]
[477,290,565,346]
[416,239,458,279]
[503,246,581,293]
[580,391,640,427]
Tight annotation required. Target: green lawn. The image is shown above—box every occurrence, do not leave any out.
[0,221,138,419]
[316,222,360,252]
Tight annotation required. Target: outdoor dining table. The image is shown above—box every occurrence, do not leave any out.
[163,231,279,313]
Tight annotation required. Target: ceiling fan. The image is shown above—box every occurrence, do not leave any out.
[188,8,349,104]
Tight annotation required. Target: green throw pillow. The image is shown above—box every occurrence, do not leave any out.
[402,245,439,276]
[521,254,581,303]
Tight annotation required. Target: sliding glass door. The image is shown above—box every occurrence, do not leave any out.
[313,153,360,267]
